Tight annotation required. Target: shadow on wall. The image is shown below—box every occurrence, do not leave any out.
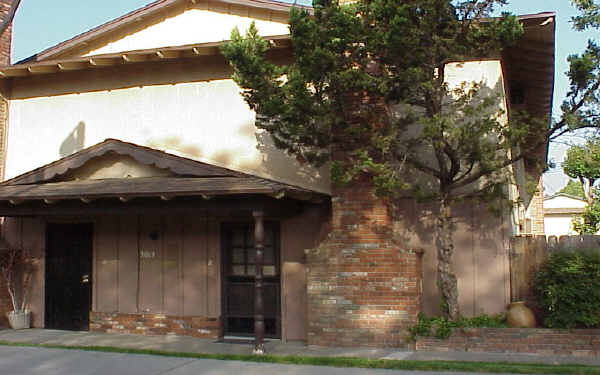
[59,122,86,158]
[401,199,510,317]
[255,130,325,186]
[147,137,203,159]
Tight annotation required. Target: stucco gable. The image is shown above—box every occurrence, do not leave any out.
[84,8,289,56]
[2,138,242,186]
[26,0,300,62]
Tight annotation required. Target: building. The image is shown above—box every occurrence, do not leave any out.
[544,193,589,237]
[0,0,554,347]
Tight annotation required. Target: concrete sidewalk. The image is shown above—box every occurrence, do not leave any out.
[0,329,598,367]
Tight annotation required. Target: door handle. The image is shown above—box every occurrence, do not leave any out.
[81,275,90,284]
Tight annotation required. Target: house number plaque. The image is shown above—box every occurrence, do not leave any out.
[140,250,157,259]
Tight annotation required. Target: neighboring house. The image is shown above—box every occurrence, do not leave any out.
[0,0,554,347]
[544,193,589,236]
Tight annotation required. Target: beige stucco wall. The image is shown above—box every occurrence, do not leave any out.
[6,78,329,193]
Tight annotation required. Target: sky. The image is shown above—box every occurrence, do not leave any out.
[10,0,597,194]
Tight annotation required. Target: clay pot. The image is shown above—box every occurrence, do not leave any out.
[7,311,30,330]
[507,301,536,328]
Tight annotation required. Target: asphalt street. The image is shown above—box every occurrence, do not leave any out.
[0,346,524,375]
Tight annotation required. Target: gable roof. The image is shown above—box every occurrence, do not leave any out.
[22,0,306,63]
[543,193,587,202]
[2,138,242,185]
[0,138,327,202]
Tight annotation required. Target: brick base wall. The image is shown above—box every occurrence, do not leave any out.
[306,181,422,347]
[416,328,600,357]
[90,312,221,339]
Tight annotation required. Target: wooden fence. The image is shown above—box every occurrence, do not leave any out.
[509,235,600,303]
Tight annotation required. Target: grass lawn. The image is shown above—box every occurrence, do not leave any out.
[0,340,599,374]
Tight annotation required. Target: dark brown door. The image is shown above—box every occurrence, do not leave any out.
[45,223,93,331]
[222,223,280,338]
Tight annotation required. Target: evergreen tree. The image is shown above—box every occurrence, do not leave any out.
[222,0,600,319]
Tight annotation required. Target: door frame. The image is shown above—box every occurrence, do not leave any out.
[44,222,94,331]
[220,221,281,338]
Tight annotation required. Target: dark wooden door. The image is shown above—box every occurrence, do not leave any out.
[222,223,280,338]
[45,223,93,331]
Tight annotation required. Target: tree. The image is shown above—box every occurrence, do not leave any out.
[562,139,600,204]
[562,139,600,233]
[221,0,600,320]
[558,179,586,199]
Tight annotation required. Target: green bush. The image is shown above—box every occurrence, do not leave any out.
[408,313,507,341]
[533,248,600,328]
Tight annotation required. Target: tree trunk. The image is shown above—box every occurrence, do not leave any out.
[437,196,460,320]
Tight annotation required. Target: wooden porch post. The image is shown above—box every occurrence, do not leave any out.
[252,210,265,354]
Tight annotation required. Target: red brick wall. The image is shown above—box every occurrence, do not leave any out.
[0,0,11,66]
[416,328,600,357]
[306,179,423,347]
[90,312,221,338]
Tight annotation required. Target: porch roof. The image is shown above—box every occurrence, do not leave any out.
[0,176,318,203]
[0,139,327,207]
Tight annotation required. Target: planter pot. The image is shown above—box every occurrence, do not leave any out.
[507,301,536,328]
[7,311,30,330]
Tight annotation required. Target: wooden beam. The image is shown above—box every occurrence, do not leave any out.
[0,196,305,217]
[0,68,28,77]
[269,191,285,200]
[28,65,59,74]
[156,50,181,59]
[58,61,90,71]
[89,57,121,66]
[122,53,150,63]
[192,46,219,56]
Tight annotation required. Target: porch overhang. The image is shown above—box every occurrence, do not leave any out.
[0,176,324,204]
[0,138,328,216]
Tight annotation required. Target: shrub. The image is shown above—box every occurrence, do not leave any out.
[408,313,507,340]
[533,248,600,328]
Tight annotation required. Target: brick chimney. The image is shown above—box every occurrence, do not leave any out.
[0,0,13,65]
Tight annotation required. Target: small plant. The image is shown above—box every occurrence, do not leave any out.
[0,247,34,314]
[408,313,507,341]
[533,248,600,328]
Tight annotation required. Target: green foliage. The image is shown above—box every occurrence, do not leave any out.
[572,0,600,30]
[562,139,600,233]
[562,139,600,202]
[556,1,600,137]
[408,312,507,341]
[221,1,527,202]
[559,179,586,199]
[572,201,600,234]
[533,248,600,328]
